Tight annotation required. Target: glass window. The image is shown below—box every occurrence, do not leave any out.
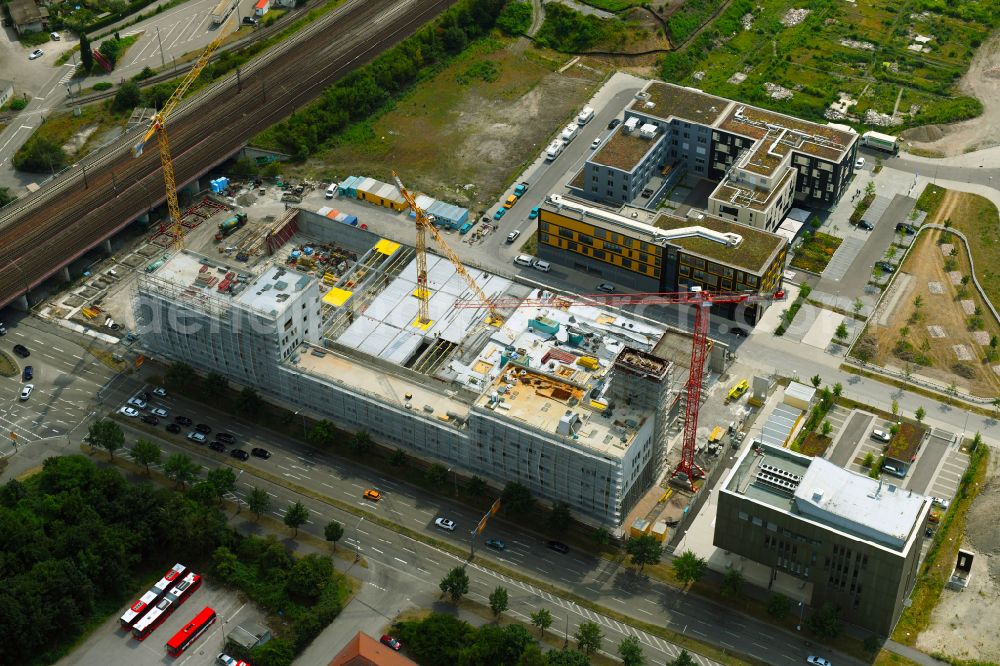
[578,234,593,245]
[738,511,749,521]
[559,228,573,239]
[594,228,606,239]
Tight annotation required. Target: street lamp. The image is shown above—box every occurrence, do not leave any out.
[797,600,805,631]
[353,516,364,562]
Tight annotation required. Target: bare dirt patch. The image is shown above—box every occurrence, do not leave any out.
[903,30,1000,156]
[295,41,606,211]
[917,454,1000,662]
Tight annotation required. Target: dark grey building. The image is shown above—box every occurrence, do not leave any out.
[715,443,930,635]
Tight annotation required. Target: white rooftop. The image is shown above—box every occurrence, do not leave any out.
[794,457,928,550]
[235,264,313,316]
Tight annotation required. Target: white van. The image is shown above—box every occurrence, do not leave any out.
[325,184,336,199]
[532,260,550,273]
[514,254,534,267]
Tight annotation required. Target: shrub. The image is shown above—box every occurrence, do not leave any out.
[496,1,531,35]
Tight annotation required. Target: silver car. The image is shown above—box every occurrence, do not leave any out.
[434,517,456,531]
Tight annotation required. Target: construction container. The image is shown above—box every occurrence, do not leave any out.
[342,215,358,226]
[333,212,348,223]
[427,200,469,229]
[651,521,668,542]
[629,518,651,538]
[528,316,560,336]
[338,176,361,198]
[325,209,340,220]
[576,356,599,370]
[317,206,333,217]
[355,177,376,200]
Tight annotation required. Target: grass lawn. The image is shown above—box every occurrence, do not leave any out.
[790,231,842,273]
[940,192,1000,310]
[577,0,648,11]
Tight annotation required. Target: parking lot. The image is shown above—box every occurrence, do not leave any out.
[55,578,265,666]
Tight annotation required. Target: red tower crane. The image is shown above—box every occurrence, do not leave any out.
[453,287,784,489]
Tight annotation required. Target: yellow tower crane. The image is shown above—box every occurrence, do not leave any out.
[391,170,504,330]
[133,32,227,249]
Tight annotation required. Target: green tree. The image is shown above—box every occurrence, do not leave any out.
[308,419,335,447]
[324,520,343,550]
[389,448,407,466]
[574,621,603,656]
[165,361,195,387]
[204,371,229,394]
[767,593,791,618]
[672,550,707,586]
[283,500,309,536]
[517,644,546,666]
[721,567,744,597]
[853,297,864,314]
[439,566,469,603]
[425,463,449,488]
[13,135,67,173]
[592,526,612,547]
[489,585,509,620]
[80,33,93,72]
[237,386,262,414]
[350,430,373,454]
[891,399,900,418]
[248,486,270,520]
[0,186,13,207]
[530,608,553,637]
[501,481,535,517]
[131,439,161,473]
[285,553,333,600]
[496,1,532,35]
[832,382,843,398]
[865,181,876,197]
[546,649,591,666]
[112,80,140,112]
[163,452,199,488]
[992,396,1000,416]
[821,420,833,437]
[863,451,876,468]
[625,534,663,571]
[188,480,218,506]
[914,295,923,309]
[864,634,882,654]
[206,467,237,505]
[88,419,124,459]
[810,374,822,388]
[670,650,697,666]
[915,406,926,424]
[618,635,644,666]
[835,321,849,340]
[547,501,572,535]
[806,602,842,638]
[465,475,487,496]
[98,38,121,65]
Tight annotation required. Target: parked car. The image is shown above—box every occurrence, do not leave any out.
[434,517,456,531]
[858,220,874,231]
[127,397,147,409]
[364,489,382,501]
[493,208,506,221]
[251,447,271,459]
[19,384,33,401]
[50,31,60,40]
[187,431,208,444]
[895,223,916,235]
[506,230,521,244]
[547,540,569,554]
[528,206,540,220]
[166,423,182,434]
[151,407,168,418]
[119,406,139,416]
[216,432,237,444]
[590,137,601,150]
[217,654,249,666]
[931,496,950,511]
[230,449,250,461]
[153,386,168,397]
[871,428,891,442]
[503,194,518,209]
[22,365,32,381]
[28,49,43,60]
[532,259,550,272]
[607,118,621,130]
[596,282,615,293]
[241,16,258,25]
[195,423,212,434]
[175,415,193,426]
[208,441,225,452]
[485,538,505,551]
[0,324,6,335]
[141,414,159,425]
[855,157,865,169]
[875,261,895,273]
[13,344,29,357]
[807,658,832,666]
[380,635,402,651]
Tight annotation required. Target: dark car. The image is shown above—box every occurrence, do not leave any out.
[175,416,193,426]
[251,447,271,459]
[547,540,569,554]
[216,432,236,444]
[607,118,621,130]
[166,423,182,434]
[731,327,748,338]
[895,222,916,235]
[22,365,32,381]
[242,15,258,25]
[208,441,226,452]
[230,449,250,461]
[875,261,895,273]
[195,423,212,434]
[485,538,506,551]
[858,220,874,231]
[141,414,159,425]
[13,344,29,358]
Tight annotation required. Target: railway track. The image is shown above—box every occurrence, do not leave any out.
[0,0,455,308]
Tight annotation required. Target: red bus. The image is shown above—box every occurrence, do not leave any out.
[165,606,216,657]
[120,563,187,630]
[131,572,202,641]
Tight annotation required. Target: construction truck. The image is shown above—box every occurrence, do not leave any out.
[216,212,248,240]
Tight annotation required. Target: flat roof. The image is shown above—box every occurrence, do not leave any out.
[235,264,312,316]
[725,444,928,551]
[591,130,661,172]
[710,169,795,213]
[719,104,855,162]
[653,212,784,273]
[630,82,732,126]
[886,422,925,463]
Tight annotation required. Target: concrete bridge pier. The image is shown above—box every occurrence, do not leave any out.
[60,266,71,282]
[12,294,29,311]
[104,239,113,254]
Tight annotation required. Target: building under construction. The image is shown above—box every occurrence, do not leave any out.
[134,209,706,526]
